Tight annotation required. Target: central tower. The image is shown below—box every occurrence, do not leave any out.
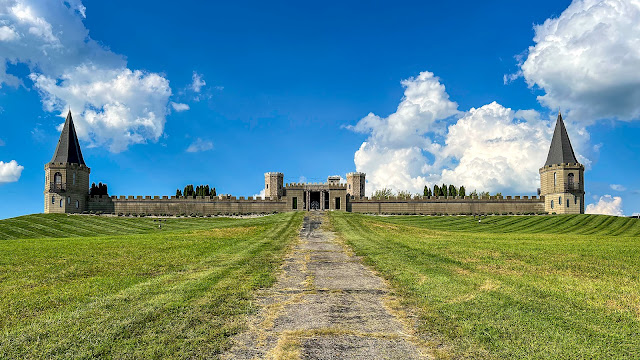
[539,113,584,214]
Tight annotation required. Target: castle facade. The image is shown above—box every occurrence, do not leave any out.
[45,112,584,216]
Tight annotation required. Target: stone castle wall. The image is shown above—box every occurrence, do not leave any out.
[88,195,288,215]
[87,193,545,216]
[348,195,545,215]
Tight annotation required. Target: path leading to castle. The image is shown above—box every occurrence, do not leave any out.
[223,212,432,359]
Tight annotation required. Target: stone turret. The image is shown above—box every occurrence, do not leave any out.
[44,111,91,213]
[264,172,283,199]
[539,113,585,214]
[346,172,366,198]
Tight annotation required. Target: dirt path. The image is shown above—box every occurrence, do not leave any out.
[223,212,432,359]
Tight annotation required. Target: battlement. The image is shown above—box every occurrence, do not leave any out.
[540,162,584,171]
[350,195,542,202]
[265,172,284,176]
[346,172,366,177]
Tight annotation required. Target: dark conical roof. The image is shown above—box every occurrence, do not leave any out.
[545,112,578,166]
[51,111,86,165]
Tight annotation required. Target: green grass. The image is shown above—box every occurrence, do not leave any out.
[329,213,640,359]
[0,212,303,359]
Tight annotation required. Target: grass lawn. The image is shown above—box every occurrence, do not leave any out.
[329,213,640,359]
[0,212,303,359]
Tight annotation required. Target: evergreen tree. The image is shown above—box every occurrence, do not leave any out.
[459,186,466,197]
[433,184,439,197]
[423,185,429,196]
[176,189,182,197]
[441,183,447,197]
[212,187,217,196]
[449,184,457,197]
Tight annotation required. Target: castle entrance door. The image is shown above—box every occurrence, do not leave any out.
[310,191,321,210]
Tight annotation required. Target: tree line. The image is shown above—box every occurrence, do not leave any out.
[89,182,108,196]
[424,184,466,197]
[176,185,217,198]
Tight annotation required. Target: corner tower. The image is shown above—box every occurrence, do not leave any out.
[264,172,283,199]
[44,111,90,213]
[346,172,366,198]
[539,113,584,214]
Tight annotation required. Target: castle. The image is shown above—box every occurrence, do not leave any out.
[45,111,584,216]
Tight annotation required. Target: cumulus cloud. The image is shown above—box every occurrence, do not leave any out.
[170,102,190,112]
[0,0,174,152]
[519,0,640,122]
[586,195,623,216]
[350,72,575,195]
[186,138,213,153]
[0,160,24,183]
[253,188,266,200]
[191,72,206,93]
[610,184,626,191]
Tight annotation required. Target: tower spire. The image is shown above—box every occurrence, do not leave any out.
[544,112,578,166]
[50,110,86,165]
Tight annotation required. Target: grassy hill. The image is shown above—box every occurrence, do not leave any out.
[0,212,303,359]
[329,213,640,359]
[0,213,270,240]
[375,213,640,236]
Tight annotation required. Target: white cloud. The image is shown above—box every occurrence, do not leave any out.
[253,188,266,200]
[610,184,626,191]
[191,71,205,93]
[170,102,190,112]
[0,0,174,152]
[520,0,640,122]
[586,195,623,216]
[350,72,582,196]
[0,25,19,41]
[186,138,213,153]
[0,160,24,183]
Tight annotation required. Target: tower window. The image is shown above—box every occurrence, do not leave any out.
[559,196,562,204]
[567,199,570,208]
[51,196,55,204]
[59,199,63,208]
[551,200,554,209]
[575,196,578,205]
[73,172,76,185]
[76,200,80,209]
[266,184,268,189]
[554,172,557,186]
[292,197,298,210]
[568,173,575,189]
[68,196,71,204]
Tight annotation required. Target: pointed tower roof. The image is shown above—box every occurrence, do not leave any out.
[545,112,578,166]
[50,110,86,165]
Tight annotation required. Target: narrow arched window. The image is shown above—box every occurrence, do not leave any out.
[73,172,76,185]
[575,196,578,205]
[68,197,71,204]
[51,196,55,204]
[551,200,554,209]
[59,199,63,207]
[54,172,62,189]
[567,199,570,208]
[559,196,562,204]
[554,172,557,186]
[76,200,80,209]
[568,173,574,189]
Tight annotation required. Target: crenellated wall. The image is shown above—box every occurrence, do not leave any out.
[87,195,288,215]
[87,193,545,216]
[348,195,545,215]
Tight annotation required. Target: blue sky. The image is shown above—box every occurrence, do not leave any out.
[1,0,639,219]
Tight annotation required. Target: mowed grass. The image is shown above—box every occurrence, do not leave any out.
[329,213,640,359]
[0,212,303,359]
